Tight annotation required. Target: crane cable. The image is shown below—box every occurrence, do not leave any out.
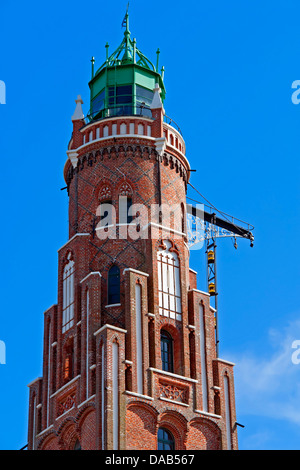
[187,182,253,240]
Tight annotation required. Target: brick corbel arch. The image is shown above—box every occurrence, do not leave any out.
[157,409,188,450]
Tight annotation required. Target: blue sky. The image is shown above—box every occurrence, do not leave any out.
[0,0,300,450]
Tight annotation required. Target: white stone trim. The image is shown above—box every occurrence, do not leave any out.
[75,134,155,155]
[125,391,154,401]
[149,368,198,383]
[190,288,210,297]
[55,406,75,421]
[81,115,154,133]
[149,222,186,237]
[80,271,102,284]
[58,233,90,252]
[105,303,121,308]
[50,375,81,398]
[195,410,222,419]
[78,394,96,409]
[214,358,235,367]
[159,397,189,407]
[94,324,127,336]
[27,377,42,388]
[36,425,54,438]
[189,268,198,274]
[123,268,149,277]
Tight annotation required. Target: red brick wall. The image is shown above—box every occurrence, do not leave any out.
[28,111,238,451]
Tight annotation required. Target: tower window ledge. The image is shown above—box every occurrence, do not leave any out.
[189,288,210,297]
[149,368,198,384]
[55,405,75,421]
[36,424,54,438]
[50,375,81,398]
[78,394,96,409]
[194,409,222,419]
[187,325,195,330]
[105,303,121,308]
[147,313,155,318]
[159,397,189,407]
[125,391,154,401]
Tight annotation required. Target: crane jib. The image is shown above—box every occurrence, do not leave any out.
[187,204,254,240]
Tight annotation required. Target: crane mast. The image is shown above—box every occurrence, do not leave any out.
[186,203,254,357]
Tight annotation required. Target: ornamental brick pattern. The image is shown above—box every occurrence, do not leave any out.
[27,102,238,450]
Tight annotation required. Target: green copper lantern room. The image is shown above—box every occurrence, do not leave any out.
[88,11,166,121]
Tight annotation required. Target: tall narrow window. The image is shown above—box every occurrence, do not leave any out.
[112,341,119,450]
[224,374,232,450]
[99,200,113,227]
[199,304,208,412]
[86,289,89,399]
[157,240,182,321]
[135,284,143,394]
[119,182,133,225]
[64,342,74,382]
[119,196,133,224]
[160,330,174,373]
[62,254,75,333]
[108,265,120,305]
[157,428,175,450]
[74,440,81,450]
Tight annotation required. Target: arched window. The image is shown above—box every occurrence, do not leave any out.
[62,253,75,333]
[74,439,81,450]
[157,240,182,321]
[64,339,74,382]
[160,330,173,372]
[119,182,133,224]
[157,427,175,450]
[108,265,120,305]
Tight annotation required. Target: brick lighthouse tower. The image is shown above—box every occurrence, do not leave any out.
[27,11,238,451]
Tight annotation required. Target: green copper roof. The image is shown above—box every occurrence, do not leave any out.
[87,10,165,121]
[95,11,157,74]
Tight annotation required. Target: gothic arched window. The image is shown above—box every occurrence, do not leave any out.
[119,182,133,224]
[157,240,182,321]
[160,330,174,373]
[108,265,120,305]
[62,253,75,333]
[74,440,81,450]
[157,427,175,450]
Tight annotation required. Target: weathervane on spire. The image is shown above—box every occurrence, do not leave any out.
[121,3,130,28]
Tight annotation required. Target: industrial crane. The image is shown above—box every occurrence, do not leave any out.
[186,183,254,357]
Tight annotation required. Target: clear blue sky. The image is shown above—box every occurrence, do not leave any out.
[0,0,300,450]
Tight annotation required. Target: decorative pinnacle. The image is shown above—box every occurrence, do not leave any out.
[72,95,84,122]
[156,48,160,72]
[91,56,95,78]
[150,83,164,113]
